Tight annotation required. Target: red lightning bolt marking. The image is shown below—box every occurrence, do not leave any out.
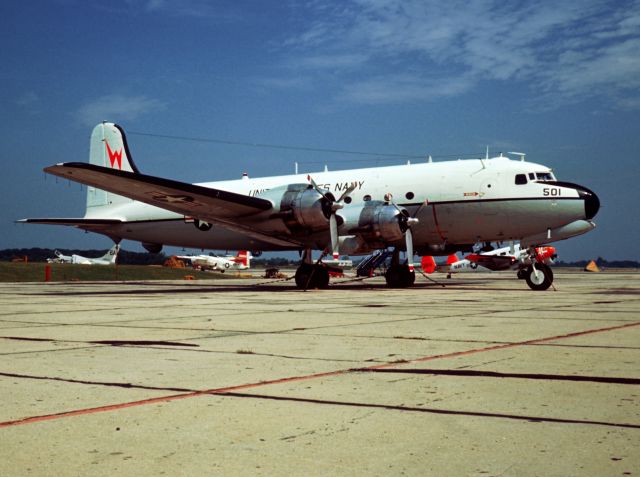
[105,141,123,170]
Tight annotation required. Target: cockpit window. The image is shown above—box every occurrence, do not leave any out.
[515,174,527,185]
[536,172,554,181]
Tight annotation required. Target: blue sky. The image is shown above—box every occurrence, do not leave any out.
[2,0,639,261]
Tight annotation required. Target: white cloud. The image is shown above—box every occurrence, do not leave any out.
[275,0,640,109]
[142,0,240,20]
[75,94,166,126]
[339,74,474,104]
[290,53,369,70]
[106,0,240,21]
[253,76,314,91]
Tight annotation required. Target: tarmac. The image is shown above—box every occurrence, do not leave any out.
[0,270,638,476]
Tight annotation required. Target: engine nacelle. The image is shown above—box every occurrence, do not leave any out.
[339,202,407,244]
[259,184,332,233]
[142,242,163,254]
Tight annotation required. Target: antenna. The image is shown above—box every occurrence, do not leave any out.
[294,161,298,174]
[508,151,526,162]
[427,155,433,163]
[485,146,489,160]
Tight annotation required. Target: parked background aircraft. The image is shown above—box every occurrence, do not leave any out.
[47,244,120,265]
[178,251,251,272]
[421,243,557,290]
[21,122,599,290]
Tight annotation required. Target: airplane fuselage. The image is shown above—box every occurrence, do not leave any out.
[84,157,596,255]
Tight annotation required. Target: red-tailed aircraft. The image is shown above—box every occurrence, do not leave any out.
[421,243,557,290]
[177,250,251,272]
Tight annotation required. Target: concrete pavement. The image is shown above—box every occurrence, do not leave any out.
[0,271,638,476]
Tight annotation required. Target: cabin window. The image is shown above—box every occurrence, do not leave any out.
[536,172,553,181]
[344,196,352,204]
[515,174,527,185]
[363,194,371,201]
[405,192,415,200]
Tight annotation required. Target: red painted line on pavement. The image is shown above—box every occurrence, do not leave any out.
[365,320,640,370]
[0,370,348,428]
[2,320,639,428]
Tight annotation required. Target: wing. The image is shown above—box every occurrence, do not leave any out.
[43,162,302,247]
[466,253,516,271]
[45,163,271,217]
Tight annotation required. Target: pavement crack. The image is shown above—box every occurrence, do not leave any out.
[0,371,195,393]
[1,336,199,348]
[351,368,640,385]
[90,340,199,347]
[216,392,640,429]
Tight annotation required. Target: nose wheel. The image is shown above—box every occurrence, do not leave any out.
[524,263,553,291]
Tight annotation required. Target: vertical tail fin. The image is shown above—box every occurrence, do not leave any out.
[86,122,140,213]
[236,251,251,268]
[100,244,120,264]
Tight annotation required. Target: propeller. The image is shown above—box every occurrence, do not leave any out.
[308,176,356,259]
[385,193,420,272]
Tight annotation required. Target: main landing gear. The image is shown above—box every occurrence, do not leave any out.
[294,249,330,290]
[384,248,415,288]
[294,262,330,289]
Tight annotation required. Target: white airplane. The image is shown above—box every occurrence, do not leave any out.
[46,244,120,265]
[421,243,557,290]
[321,258,354,269]
[20,122,599,290]
[178,250,251,272]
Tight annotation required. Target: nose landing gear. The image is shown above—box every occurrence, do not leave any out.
[524,263,553,291]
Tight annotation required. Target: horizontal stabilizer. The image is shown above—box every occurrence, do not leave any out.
[17,218,122,228]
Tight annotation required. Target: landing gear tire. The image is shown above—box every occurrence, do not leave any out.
[385,264,415,288]
[295,263,330,290]
[525,264,553,291]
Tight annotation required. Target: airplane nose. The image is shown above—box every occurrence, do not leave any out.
[579,188,600,220]
[549,181,600,220]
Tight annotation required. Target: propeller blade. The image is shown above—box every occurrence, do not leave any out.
[309,176,353,261]
[406,228,414,272]
[412,199,428,218]
[336,183,357,203]
[307,175,332,202]
[329,214,339,259]
[307,174,319,190]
